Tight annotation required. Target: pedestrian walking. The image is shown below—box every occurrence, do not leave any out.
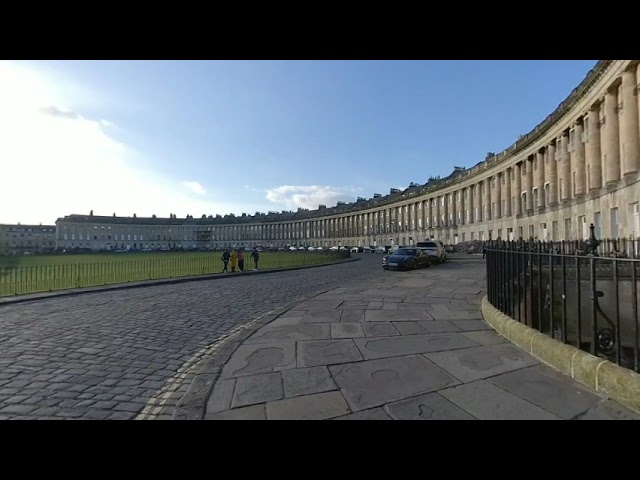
[230,249,238,272]
[221,248,231,273]
[251,247,260,270]
[237,249,245,272]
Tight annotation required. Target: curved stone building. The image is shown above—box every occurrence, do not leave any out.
[55,60,640,251]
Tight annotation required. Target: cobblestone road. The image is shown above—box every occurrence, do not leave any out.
[0,256,385,420]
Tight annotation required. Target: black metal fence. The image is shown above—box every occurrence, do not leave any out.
[485,229,639,374]
[0,250,351,298]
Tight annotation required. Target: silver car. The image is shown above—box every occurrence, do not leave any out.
[416,241,445,264]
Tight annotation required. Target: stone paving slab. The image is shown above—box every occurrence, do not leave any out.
[297,339,363,367]
[385,392,475,420]
[354,333,479,360]
[329,355,459,411]
[333,407,393,420]
[200,256,637,421]
[392,321,430,336]
[282,366,337,398]
[487,365,605,419]
[460,330,508,346]
[266,391,350,420]
[220,341,296,378]
[425,343,539,383]
[439,380,562,420]
[231,372,283,408]
[365,310,433,322]
[419,320,462,333]
[245,324,331,344]
[299,310,342,323]
[206,404,266,420]
[340,310,365,322]
[295,300,344,310]
[362,322,400,337]
[331,323,365,339]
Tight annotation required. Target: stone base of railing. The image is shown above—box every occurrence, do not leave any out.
[481,296,640,415]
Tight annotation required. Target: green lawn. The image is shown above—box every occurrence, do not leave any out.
[0,251,349,297]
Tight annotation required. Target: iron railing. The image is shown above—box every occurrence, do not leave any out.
[0,250,350,298]
[485,229,639,373]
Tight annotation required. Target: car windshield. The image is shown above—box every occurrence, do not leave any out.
[417,242,437,248]
[395,248,417,256]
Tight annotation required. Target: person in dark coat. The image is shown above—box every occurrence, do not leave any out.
[251,248,260,270]
[221,248,231,273]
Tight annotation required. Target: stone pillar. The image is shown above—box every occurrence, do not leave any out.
[451,193,457,225]
[443,195,449,227]
[560,132,571,201]
[483,176,494,222]
[514,163,522,215]
[621,68,640,176]
[603,87,621,185]
[525,157,534,211]
[574,121,586,197]
[547,143,558,204]
[535,150,545,208]
[587,103,603,190]
[495,174,502,218]
[504,169,512,217]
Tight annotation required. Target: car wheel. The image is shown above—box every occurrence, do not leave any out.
[411,260,418,270]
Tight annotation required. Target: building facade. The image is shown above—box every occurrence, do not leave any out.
[55,60,640,252]
[0,224,57,255]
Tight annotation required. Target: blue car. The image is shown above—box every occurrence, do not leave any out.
[382,247,430,270]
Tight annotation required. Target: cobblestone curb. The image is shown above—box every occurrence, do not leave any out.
[166,287,334,420]
[0,257,359,307]
[481,296,640,414]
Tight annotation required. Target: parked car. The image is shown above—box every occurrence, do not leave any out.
[436,240,448,262]
[416,241,445,264]
[383,247,430,270]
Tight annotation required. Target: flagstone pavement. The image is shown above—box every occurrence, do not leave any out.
[204,256,640,420]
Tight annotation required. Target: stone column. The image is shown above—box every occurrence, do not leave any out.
[450,193,457,225]
[504,169,512,217]
[443,195,449,227]
[603,87,621,185]
[547,143,558,204]
[483,177,493,222]
[574,121,586,197]
[495,173,502,218]
[514,163,522,215]
[535,150,545,208]
[525,157,534,211]
[621,68,640,176]
[587,103,603,190]
[560,132,571,201]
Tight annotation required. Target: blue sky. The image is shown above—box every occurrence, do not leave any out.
[0,60,597,225]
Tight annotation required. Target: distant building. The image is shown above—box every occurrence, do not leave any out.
[0,224,57,255]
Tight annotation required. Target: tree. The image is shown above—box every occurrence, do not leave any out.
[133,213,137,218]
[90,210,94,216]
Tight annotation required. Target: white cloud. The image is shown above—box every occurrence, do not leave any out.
[265,185,358,210]
[0,61,263,225]
[183,181,207,195]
